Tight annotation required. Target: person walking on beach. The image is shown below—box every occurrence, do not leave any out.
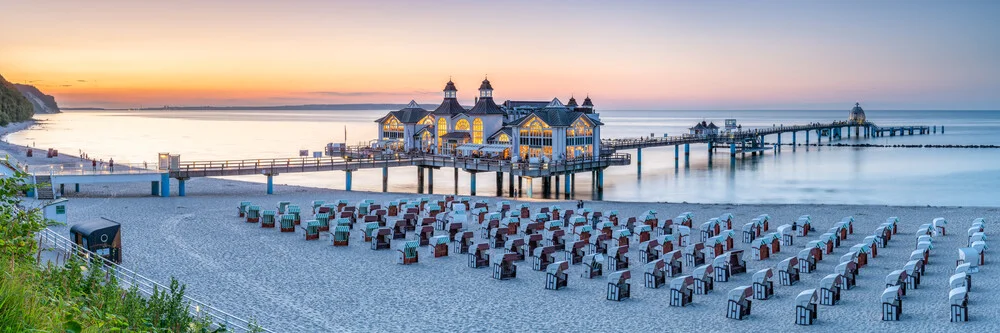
[109,158,114,172]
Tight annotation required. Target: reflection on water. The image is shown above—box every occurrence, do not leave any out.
[6,109,1000,206]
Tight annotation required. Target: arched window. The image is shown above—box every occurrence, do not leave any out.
[455,119,470,131]
[529,121,543,136]
[472,118,483,144]
[497,133,509,143]
[437,118,447,149]
[422,116,434,125]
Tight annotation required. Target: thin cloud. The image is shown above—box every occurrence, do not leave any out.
[307,90,435,97]
[77,80,88,83]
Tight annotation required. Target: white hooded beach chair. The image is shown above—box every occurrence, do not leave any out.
[955,263,974,289]
[795,289,819,325]
[607,245,630,271]
[504,237,525,261]
[950,287,969,322]
[835,261,858,290]
[932,217,948,236]
[545,261,569,290]
[468,243,490,268]
[684,242,706,267]
[644,259,666,289]
[881,286,903,321]
[752,268,774,300]
[950,272,970,292]
[532,246,558,271]
[778,257,800,286]
[611,228,631,248]
[742,222,757,244]
[674,225,691,247]
[719,213,734,230]
[713,254,730,282]
[583,253,604,279]
[545,227,566,249]
[634,224,652,243]
[607,270,631,301]
[565,240,587,265]
[727,286,753,320]
[669,275,695,307]
[968,232,986,247]
[886,270,908,296]
[639,239,660,263]
[492,253,518,280]
[777,224,794,246]
[454,231,474,254]
[693,264,714,294]
[873,226,890,248]
[819,274,842,306]
[665,249,683,277]
[430,235,450,258]
[797,248,820,273]
[396,240,419,265]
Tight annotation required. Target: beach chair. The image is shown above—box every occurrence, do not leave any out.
[372,227,391,250]
[684,242,706,267]
[955,263,975,290]
[272,214,292,231]
[468,243,490,268]
[238,201,252,217]
[361,222,378,242]
[606,270,631,301]
[820,232,838,251]
[806,240,827,260]
[663,250,683,277]
[504,237,525,261]
[727,286,753,320]
[357,202,370,216]
[655,218,673,237]
[639,239,660,263]
[317,202,333,214]
[932,217,947,236]
[777,224,793,246]
[261,210,276,228]
[676,212,693,228]
[819,274,842,306]
[276,201,290,214]
[565,240,587,265]
[589,233,609,255]
[545,228,566,249]
[574,224,593,242]
[796,216,812,237]
[491,227,510,249]
[699,220,717,242]
[742,223,756,244]
[757,214,771,231]
[634,224,652,243]
[881,286,903,321]
[412,225,430,246]
[607,245,629,271]
[850,244,871,267]
[532,246,558,271]
[693,264,714,294]
[525,233,544,256]
[836,261,858,290]
[446,222,464,242]
[950,287,969,322]
[778,257,800,286]
[752,268,774,300]
[492,253,518,280]
[286,205,301,225]
[583,253,604,279]
[545,261,569,290]
[332,226,350,246]
[949,272,970,293]
[674,225,691,247]
[305,220,320,241]
[550,206,563,221]
[644,259,667,289]
[719,213,734,230]
[518,203,530,218]
[397,240,419,265]
[904,259,924,289]
[495,201,510,214]
[704,236,724,257]
[611,229,631,248]
[797,248,819,273]
[795,289,819,325]
[751,238,770,260]
[713,253,731,282]
[431,235,449,258]
[669,275,695,307]
[523,221,544,236]
[454,231,473,254]
[886,270,908,296]
[315,213,330,232]
[246,205,261,223]
[968,232,986,247]
[727,250,747,275]
[958,246,983,272]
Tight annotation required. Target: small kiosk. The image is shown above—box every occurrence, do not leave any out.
[70,219,122,264]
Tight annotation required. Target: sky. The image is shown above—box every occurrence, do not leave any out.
[1,0,998,110]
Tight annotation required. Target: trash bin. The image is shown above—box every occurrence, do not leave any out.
[26,149,32,157]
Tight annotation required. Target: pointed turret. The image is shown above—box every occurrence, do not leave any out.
[478,77,493,99]
[581,95,594,108]
[443,79,457,99]
[566,95,579,108]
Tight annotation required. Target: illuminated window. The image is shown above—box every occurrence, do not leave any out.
[437,118,447,150]
[497,133,509,143]
[422,116,434,125]
[472,118,483,144]
[456,119,470,131]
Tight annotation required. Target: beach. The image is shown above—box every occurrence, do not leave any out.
[4,120,993,332]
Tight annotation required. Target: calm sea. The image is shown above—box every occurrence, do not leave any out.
[7,109,1000,206]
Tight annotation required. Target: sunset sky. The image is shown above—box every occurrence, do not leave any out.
[1,0,998,109]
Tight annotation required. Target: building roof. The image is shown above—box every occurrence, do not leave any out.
[43,198,69,207]
[690,121,708,130]
[488,127,512,140]
[441,132,471,140]
[468,97,504,115]
[545,98,568,110]
[511,109,603,127]
[850,102,866,122]
[432,98,467,115]
[374,100,430,123]
[503,100,550,109]
[479,78,493,91]
[443,80,457,92]
[581,95,594,107]
[707,122,719,129]
[566,96,579,107]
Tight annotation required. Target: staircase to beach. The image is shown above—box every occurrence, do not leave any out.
[34,175,54,199]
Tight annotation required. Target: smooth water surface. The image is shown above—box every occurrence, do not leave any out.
[7,109,1000,206]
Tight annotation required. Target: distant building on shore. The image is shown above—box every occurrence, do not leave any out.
[375,78,603,162]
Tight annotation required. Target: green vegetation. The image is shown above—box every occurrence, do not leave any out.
[0,74,35,126]
[0,171,244,332]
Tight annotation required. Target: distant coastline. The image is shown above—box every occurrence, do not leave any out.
[61,103,409,111]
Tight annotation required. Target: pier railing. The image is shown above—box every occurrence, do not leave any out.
[602,121,859,149]
[26,162,161,176]
[36,227,271,333]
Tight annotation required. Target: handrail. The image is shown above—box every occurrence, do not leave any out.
[36,228,271,332]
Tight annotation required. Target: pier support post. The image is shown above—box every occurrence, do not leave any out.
[941,126,945,134]
[776,134,781,152]
[526,178,534,197]
[75,183,80,193]
[266,174,273,195]
[636,147,642,177]
[427,168,434,194]
[417,167,424,194]
[730,143,736,158]
[554,175,560,197]
[792,131,797,146]
[382,167,389,192]
[805,131,810,146]
[934,126,937,134]
[454,168,459,195]
[160,173,170,197]
[684,144,690,164]
[179,179,186,197]
[596,169,604,199]
[345,170,353,191]
[674,145,679,160]
[518,176,523,197]
[496,172,503,197]
[564,172,570,198]
[151,181,159,196]
[469,171,477,196]
[541,177,549,198]
[570,173,576,197]
[508,173,515,197]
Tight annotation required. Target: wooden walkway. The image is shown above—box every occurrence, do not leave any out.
[602,121,859,150]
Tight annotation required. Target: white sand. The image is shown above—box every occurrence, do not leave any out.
[25,176,995,332]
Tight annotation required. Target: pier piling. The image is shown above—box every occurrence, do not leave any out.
[453,168,459,195]
[345,170,353,191]
[151,181,159,196]
[469,171,477,196]
[417,167,424,194]
[382,167,388,192]
[160,173,170,197]
[636,147,642,177]
[496,172,503,197]
[508,173,514,197]
[179,179,186,196]
[427,168,434,194]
